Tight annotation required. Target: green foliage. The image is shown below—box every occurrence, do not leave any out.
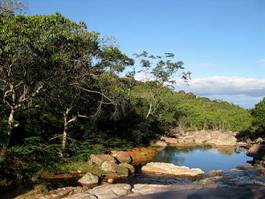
[252,97,265,130]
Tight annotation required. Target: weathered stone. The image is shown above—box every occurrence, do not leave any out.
[101,161,118,173]
[65,192,97,199]
[142,162,204,177]
[161,130,237,147]
[150,140,168,147]
[78,172,99,187]
[207,169,224,177]
[119,162,135,174]
[112,151,132,163]
[116,165,130,177]
[89,154,117,166]
[247,144,265,157]
[128,147,158,164]
[88,183,131,199]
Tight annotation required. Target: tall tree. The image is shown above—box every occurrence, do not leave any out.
[134,51,191,119]
[0,0,27,16]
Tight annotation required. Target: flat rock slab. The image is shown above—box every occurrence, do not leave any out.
[88,183,131,199]
[142,162,204,177]
[65,192,97,199]
[119,185,265,199]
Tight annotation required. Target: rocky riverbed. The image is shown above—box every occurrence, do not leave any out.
[15,130,265,199]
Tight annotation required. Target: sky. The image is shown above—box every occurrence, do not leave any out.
[26,0,265,108]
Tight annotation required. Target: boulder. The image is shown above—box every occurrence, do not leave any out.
[89,154,117,166]
[78,172,99,187]
[116,165,130,177]
[101,161,118,173]
[112,151,132,163]
[141,162,204,177]
[247,144,265,160]
[150,140,168,147]
[206,169,224,177]
[119,163,135,174]
[88,183,131,199]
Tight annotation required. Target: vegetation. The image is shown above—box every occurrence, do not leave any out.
[237,97,265,141]
[0,6,253,194]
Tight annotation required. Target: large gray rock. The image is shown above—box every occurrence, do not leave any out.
[89,183,131,199]
[142,162,204,177]
[89,154,117,166]
[161,130,237,146]
[101,161,118,173]
[78,172,99,187]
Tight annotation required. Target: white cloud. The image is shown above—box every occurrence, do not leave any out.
[174,76,265,107]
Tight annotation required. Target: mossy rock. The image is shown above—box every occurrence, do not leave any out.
[116,166,129,177]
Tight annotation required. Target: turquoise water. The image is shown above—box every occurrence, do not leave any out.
[153,146,252,172]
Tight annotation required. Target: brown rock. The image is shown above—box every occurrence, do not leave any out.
[207,169,224,177]
[119,163,135,174]
[89,154,117,166]
[112,151,132,163]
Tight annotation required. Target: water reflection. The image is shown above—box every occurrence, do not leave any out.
[153,146,252,172]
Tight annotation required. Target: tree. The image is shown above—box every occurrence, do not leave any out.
[134,51,191,119]
[252,97,265,130]
[0,14,57,142]
[0,0,27,16]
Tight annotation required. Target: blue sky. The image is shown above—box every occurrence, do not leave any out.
[27,0,265,108]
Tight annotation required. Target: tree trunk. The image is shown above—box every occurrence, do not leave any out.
[61,109,69,157]
[8,108,15,136]
[146,103,152,119]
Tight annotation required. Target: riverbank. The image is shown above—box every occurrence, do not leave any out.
[10,130,265,198]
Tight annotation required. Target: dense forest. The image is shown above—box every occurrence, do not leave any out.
[0,3,263,194]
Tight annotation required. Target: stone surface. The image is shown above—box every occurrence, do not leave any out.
[128,147,158,164]
[142,162,204,177]
[150,140,168,147]
[248,144,265,157]
[161,130,237,147]
[119,163,135,174]
[78,172,99,187]
[65,192,97,199]
[206,169,224,177]
[89,154,117,166]
[101,161,118,173]
[112,151,132,163]
[116,165,130,177]
[88,183,131,199]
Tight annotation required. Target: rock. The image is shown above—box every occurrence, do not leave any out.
[150,140,168,147]
[127,147,158,164]
[247,144,265,157]
[119,163,135,174]
[207,169,224,177]
[129,184,212,196]
[65,192,97,199]
[88,183,131,199]
[116,165,130,177]
[78,172,99,187]
[142,162,204,177]
[161,136,179,145]
[101,161,118,173]
[112,151,132,163]
[89,154,117,166]
[161,130,237,147]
